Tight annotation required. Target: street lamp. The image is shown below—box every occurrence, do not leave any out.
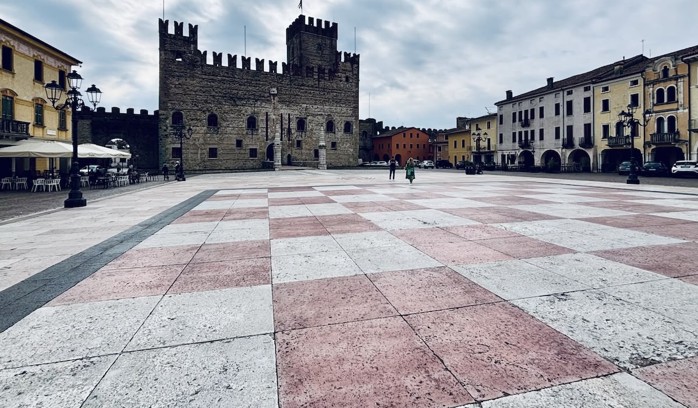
[169,124,193,181]
[617,104,651,185]
[45,70,101,208]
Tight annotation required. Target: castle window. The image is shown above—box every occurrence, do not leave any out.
[343,121,353,134]
[345,76,350,82]
[172,147,182,158]
[656,88,665,104]
[246,115,257,130]
[249,148,258,158]
[208,147,218,158]
[295,140,302,149]
[207,113,218,127]
[331,141,337,150]
[667,86,676,102]
[314,149,319,159]
[171,111,184,126]
[326,120,335,133]
[175,51,184,62]
[236,139,243,148]
[297,118,306,132]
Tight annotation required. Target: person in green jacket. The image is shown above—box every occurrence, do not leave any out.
[405,157,415,184]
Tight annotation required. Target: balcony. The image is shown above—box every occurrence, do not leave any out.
[578,136,594,149]
[561,137,575,149]
[607,136,630,147]
[518,139,533,149]
[520,119,530,128]
[0,119,30,140]
[650,132,681,145]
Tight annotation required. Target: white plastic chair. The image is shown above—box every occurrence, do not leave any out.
[32,178,45,192]
[0,177,12,190]
[14,177,28,190]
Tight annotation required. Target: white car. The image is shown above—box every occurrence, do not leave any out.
[419,160,435,169]
[671,160,698,177]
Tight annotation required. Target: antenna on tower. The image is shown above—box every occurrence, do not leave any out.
[642,39,645,55]
[244,25,247,56]
[354,27,357,54]
[485,107,492,114]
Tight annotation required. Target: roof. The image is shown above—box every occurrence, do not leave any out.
[0,18,81,65]
[373,126,427,139]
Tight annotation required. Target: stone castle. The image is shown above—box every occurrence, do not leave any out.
[158,15,360,171]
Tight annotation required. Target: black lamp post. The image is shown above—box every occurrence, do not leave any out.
[169,124,193,181]
[618,104,651,185]
[45,70,101,208]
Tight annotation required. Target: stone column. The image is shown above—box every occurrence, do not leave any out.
[271,88,281,171]
[318,128,327,170]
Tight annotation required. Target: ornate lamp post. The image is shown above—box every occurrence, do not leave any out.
[45,70,101,208]
[169,124,193,181]
[618,104,651,185]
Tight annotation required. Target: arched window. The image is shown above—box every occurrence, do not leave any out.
[656,117,666,134]
[661,66,670,78]
[343,121,353,134]
[207,113,218,127]
[246,115,257,130]
[656,88,665,104]
[326,120,335,133]
[667,116,677,133]
[666,86,676,102]
[171,111,183,126]
[297,118,306,132]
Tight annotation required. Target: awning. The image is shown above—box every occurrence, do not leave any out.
[0,139,132,159]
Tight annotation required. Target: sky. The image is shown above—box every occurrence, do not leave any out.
[3,0,698,130]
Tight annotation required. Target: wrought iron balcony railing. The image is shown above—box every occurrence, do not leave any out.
[0,118,30,138]
[518,139,533,149]
[606,136,630,147]
[650,132,681,145]
[578,137,594,149]
[561,137,575,149]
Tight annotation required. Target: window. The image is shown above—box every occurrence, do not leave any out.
[616,121,625,137]
[667,86,676,102]
[486,121,491,129]
[539,129,544,141]
[236,139,243,148]
[566,90,573,96]
[249,148,258,158]
[34,60,43,82]
[396,143,399,149]
[207,113,218,127]
[602,124,610,139]
[297,118,306,132]
[629,79,639,87]
[453,140,457,148]
[656,117,666,133]
[539,106,544,118]
[245,116,259,132]
[602,99,610,112]
[668,116,677,133]
[171,111,183,125]
[512,132,516,143]
[566,100,573,116]
[601,86,609,93]
[584,123,592,138]
[1,46,12,71]
[518,111,523,122]
[314,149,319,158]
[295,139,302,149]
[326,120,335,133]
[172,147,182,158]
[58,70,66,89]
[343,121,353,133]
[524,110,529,120]
[512,112,516,123]
[34,103,43,126]
[208,147,218,158]
[499,133,503,144]
[630,93,639,107]
[499,114,503,125]
[331,141,337,150]
[58,110,67,130]
[583,97,591,113]
[656,88,665,104]
[461,140,465,148]
[1,95,14,120]
[566,125,573,139]
[530,108,535,120]
[555,127,561,140]
[555,103,560,116]
[583,86,591,92]
[661,66,670,78]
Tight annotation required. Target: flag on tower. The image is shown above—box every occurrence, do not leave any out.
[298,0,302,9]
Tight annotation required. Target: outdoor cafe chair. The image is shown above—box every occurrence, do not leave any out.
[31,178,45,192]
[45,178,61,192]
[14,177,27,190]
[0,177,12,190]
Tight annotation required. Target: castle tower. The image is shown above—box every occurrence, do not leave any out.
[286,15,339,70]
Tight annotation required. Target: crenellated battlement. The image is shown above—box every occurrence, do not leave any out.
[158,18,198,48]
[286,14,338,40]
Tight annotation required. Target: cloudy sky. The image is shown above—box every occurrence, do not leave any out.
[3,0,698,129]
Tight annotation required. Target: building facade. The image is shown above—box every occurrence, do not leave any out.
[0,18,80,176]
[158,15,360,171]
[467,114,497,164]
[371,127,431,165]
[446,127,470,165]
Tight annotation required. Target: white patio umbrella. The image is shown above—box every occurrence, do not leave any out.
[78,143,131,159]
[0,139,73,158]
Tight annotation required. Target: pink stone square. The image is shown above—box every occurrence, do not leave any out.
[270,216,329,239]
[477,236,574,259]
[416,240,513,265]
[169,258,271,294]
[269,197,303,206]
[340,202,393,213]
[104,245,200,269]
[273,275,397,331]
[469,196,552,206]
[405,303,618,401]
[172,210,226,224]
[592,242,698,278]
[316,214,381,234]
[276,317,474,407]
[222,208,268,220]
[368,267,501,314]
[679,275,698,285]
[585,214,687,228]
[444,224,522,241]
[49,265,185,305]
[190,241,270,263]
[633,222,698,241]
[300,196,335,204]
[633,357,698,408]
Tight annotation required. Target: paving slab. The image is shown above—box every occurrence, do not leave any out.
[632,356,698,408]
[169,258,271,294]
[592,241,698,278]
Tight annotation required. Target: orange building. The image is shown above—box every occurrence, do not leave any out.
[371,127,432,165]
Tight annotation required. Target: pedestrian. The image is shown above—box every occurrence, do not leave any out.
[405,157,415,184]
[174,161,182,181]
[162,163,169,181]
[388,156,397,180]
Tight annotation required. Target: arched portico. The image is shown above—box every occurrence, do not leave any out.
[568,149,592,172]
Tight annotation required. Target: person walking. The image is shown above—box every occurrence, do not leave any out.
[388,157,397,180]
[405,157,416,184]
[162,163,169,181]
[174,161,182,181]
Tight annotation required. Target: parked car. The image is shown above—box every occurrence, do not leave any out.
[641,161,668,176]
[671,160,698,177]
[617,161,639,175]
[460,160,477,174]
[79,165,102,175]
[435,160,453,169]
[455,161,466,170]
[419,160,434,169]
[374,160,389,167]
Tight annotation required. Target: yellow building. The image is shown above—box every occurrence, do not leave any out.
[467,114,497,164]
[686,52,698,161]
[446,127,471,165]
[0,18,80,176]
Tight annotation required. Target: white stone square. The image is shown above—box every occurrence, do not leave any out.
[306,203,353,216]
[650,210,698,222]
[193,200,236,211]
[268,190,323,198]
[511,203,633,218]
[333,231,406,250]
[269,205,313,219]
[329,194,397,203]
[271,250,363,283]
[135,231,210,248]
[345,243,442,273]
[205,227,269,243]
[232,198,268,208]
[406,198,494,209]
[271,235,343,256]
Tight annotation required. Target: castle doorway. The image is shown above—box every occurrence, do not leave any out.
[266,144,274,161]
[287,154,292,165]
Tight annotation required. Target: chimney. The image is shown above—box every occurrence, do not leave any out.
[547,77,554,89]
[506,90,513,100]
